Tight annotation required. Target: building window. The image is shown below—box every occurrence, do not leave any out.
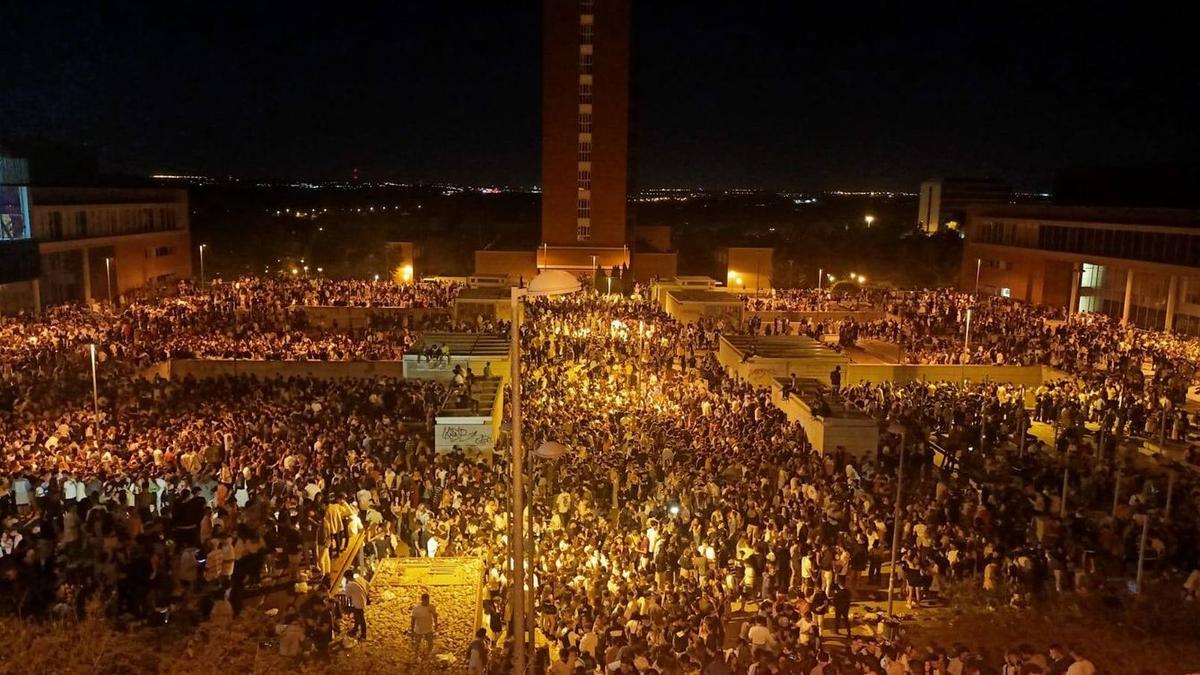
[75,211,88,237]
[577,198,591,219]
[578,112,592,133]
[48,211,64,239]
[578,169,591,190]
[579,52,593,75]
[579,23,593,44]
[578,83,592,105]
[578,141,592,162]
[577,219,591,241]
[146,245,176,258]
[579,0,593,9]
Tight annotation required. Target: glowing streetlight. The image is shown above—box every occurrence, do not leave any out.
[857,274,866,284]
[198,244,207,284]
[104,257,114,303]
[865,214,875,227]
[509,271,582,674]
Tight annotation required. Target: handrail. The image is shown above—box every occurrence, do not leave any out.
[327,529,369,598]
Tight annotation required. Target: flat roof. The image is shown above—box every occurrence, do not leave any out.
[722,334,848,360]
[456,287,511,301]
[966,204,1200,228]
[775,377,870,419]
[410,332,509,357]
[667,289,741,304]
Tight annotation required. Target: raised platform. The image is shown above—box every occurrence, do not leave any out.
[771,377,879,457]
[402,332,509,382]
[718,334,850,386]
[454,287,513,322]
[356,557,484,670]
[434,376,503,456]
[664,289,743,326]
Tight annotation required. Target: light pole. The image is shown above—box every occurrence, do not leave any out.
[198,244,207,284]
[865,214,875,228]
[886,422,906,622]
[817,268,823,291]
[508,270,581,674]
[527,441,570,664]
[89,344,100,434]
[963,307,973,354]
[104,257,114,304]
[974,258,982,294]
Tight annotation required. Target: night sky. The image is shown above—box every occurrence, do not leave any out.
[2,2,1196,190]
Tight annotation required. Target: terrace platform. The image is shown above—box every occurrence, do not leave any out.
[663,289,743,326]
[433,375,503,456]
[402,332,509,382]
[718,334,850,386]
[771,377,879,457]
[454,286,514,323]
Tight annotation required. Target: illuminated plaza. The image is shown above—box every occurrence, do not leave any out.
[1,3,1198,675]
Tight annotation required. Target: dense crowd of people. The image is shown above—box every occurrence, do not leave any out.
[0,278,475,368]
[2,279,1198,674]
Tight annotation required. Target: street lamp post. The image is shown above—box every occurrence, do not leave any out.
[886,423,906,622]
[817,268,823,291]
[974,258,982,294]
[104,257,114,304]
[508,271,581,674]
[199,244,207,284]
[963,307,973,354]
[865,214,875,228]
[89,344,100,434]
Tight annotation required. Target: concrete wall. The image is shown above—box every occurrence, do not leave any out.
[631,251,678,282]
[665,296,743,326]
[724,247,773,293]
[771,382,879,457]
[474,250,538,283]
[843,363,1043,387]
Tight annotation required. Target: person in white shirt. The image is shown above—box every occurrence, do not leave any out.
[344,570,369,639]
[411,592,438,655]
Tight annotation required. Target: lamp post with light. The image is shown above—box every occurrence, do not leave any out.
[509,271,581,674]
[104,257,114,304]
[525,440,571,662]
[885,422,907,624]
[89,343,101,435]
[865,214,875,228]
[198,244,207,284]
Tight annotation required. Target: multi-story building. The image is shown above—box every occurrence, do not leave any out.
[0,153,192,314]
[539,0,631,271]
[962,205,1200,335]
[475,0,676,283]
[918,177,1011,234]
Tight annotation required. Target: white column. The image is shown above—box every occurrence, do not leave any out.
[1121,269,1134,326]
[1067,262,1082,315]
[80,249,92,302]
[1165,275,1179,333]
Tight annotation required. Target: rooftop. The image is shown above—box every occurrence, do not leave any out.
[722,334,848,361]
[411,332,508,357]
[965,204,1200,229]
[666,289,741,304]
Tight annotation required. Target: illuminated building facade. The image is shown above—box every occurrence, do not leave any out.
[963,205,1200,335]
